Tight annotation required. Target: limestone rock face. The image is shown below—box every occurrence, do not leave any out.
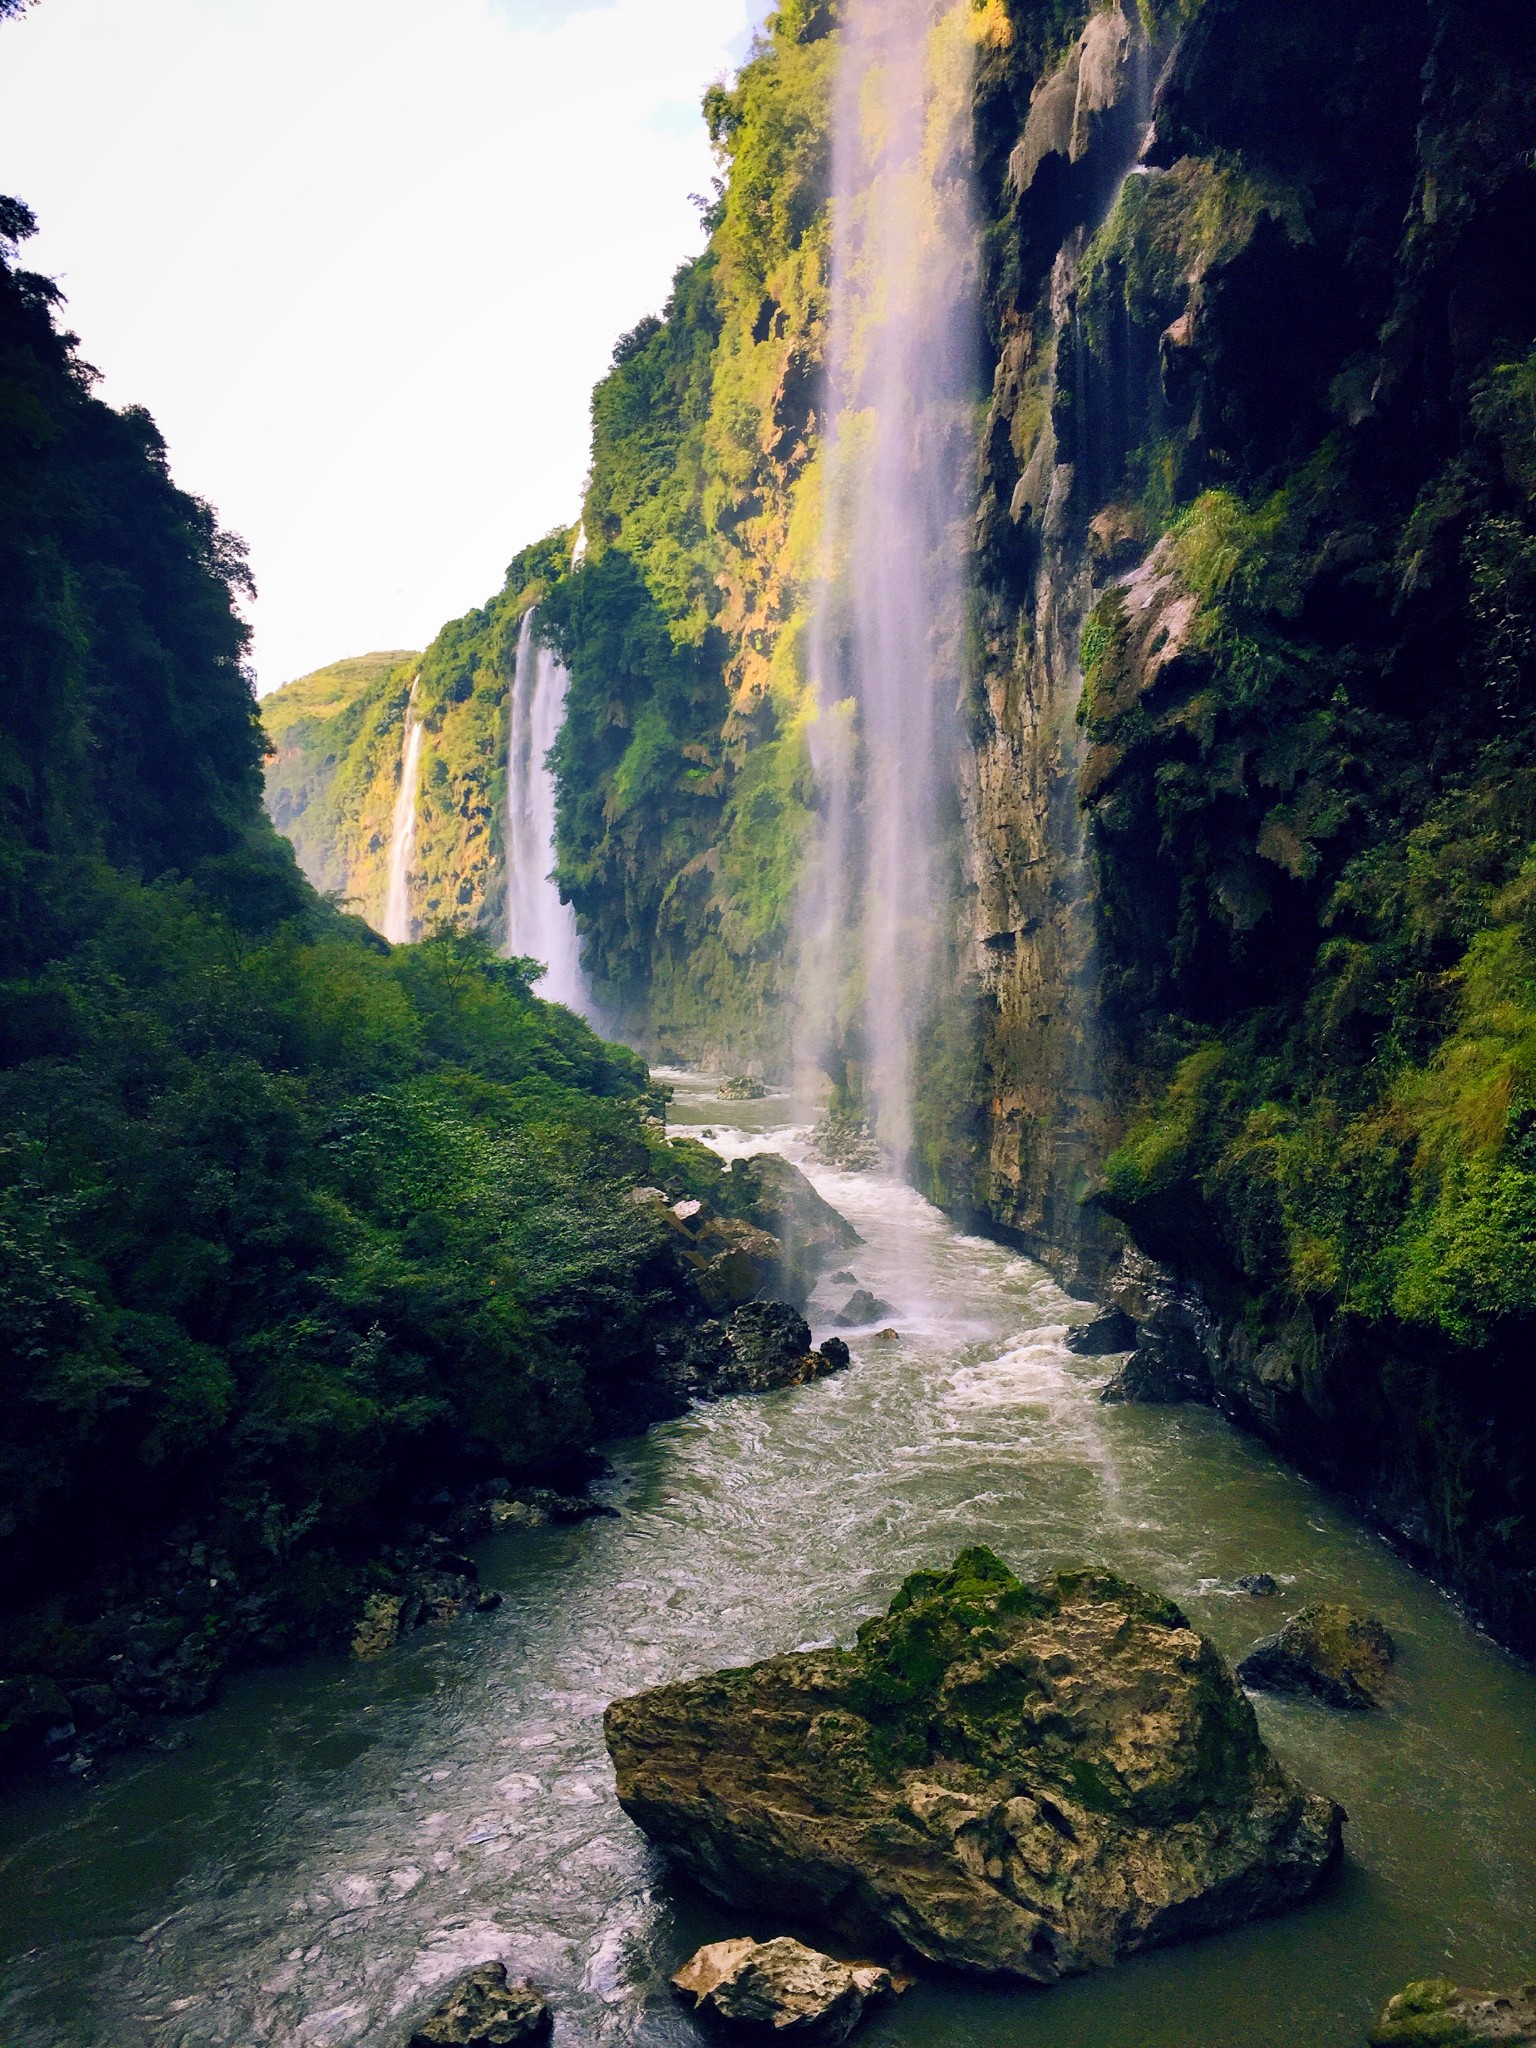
[1370,1979,1536,2046]
[672,1936,892,2042]
[605,1549,1344,1983]
[1238,1604,1395,1711]
[407,1962,550,2046]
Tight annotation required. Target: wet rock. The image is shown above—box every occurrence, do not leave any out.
[830,1270,857,1286]
[1098,1249,1217,1404]
[719,1152,863,1304]
[718,1075,769,1100]
[834,1289,895,1327]
[606,1547,1344,1982]
[807,1113,881,1172]
[672,1936,893,2042]
[408,1961,551,2045]
[1369,1978,1536,2045]
[1238,1603,1395,1711]
[353,1593,406,1661]
[1237,1574,1279,1598]
[693,1217,785,1310]
[817,1337,851,1373]
[1066,1308,1136,1356]
[0,1675,73,1763]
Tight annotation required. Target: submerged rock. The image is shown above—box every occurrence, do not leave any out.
[672,1936,893,2042]
[1238,1603,1395,1711]
[1370,1978,1536,2045]
[1066,1308,1136,1356]
[407,1962,551,2045]
[1237,1574,1280,1598]
[605,1548,1343,1982]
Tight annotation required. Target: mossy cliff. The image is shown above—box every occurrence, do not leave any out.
[957,0,1536,1644]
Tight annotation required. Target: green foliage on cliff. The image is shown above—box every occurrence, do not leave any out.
[532,4,834,1061]
[1069,0,1536,1628]
[260,531,572,940]
[0,199,710,1678]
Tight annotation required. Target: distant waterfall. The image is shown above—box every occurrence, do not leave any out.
[505,609,589,1012]
[382,683,423,945]
[797,0,980,1164]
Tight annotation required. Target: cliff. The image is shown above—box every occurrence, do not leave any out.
[255,0,1536,1647]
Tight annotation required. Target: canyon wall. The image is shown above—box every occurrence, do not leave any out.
[261,0,1536,1645]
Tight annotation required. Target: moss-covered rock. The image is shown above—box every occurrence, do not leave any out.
[1370,1978,1536,2046]
[1238,1602,1395,1711]
[604,1548,1343,1982]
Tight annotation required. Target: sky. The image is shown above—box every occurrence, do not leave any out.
[1,0,764,689]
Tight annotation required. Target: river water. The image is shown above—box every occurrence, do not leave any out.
[2,1076,1533,2047]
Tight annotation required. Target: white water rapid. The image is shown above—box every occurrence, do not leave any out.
[798,0,980,1162]
[505,610,588,1013]
[382,685,424,946]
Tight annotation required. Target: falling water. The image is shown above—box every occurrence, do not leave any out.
[505,609,589,1012]
[382,683,423,945]
[797,0,980,1164]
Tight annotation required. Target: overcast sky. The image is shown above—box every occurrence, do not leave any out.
[1,0,762,689]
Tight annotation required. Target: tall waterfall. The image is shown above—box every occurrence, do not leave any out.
[382,683,423,945]
[797,0,980,1165]
[505,609,589,1013]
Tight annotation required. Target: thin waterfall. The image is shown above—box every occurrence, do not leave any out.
[796,0,980,1167]
[505,609,589,1013]
[382,680,423,945]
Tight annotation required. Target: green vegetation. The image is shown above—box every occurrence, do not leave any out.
[0,196,727,1726]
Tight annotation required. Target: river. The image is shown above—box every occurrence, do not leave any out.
[1,1074,1533,2047]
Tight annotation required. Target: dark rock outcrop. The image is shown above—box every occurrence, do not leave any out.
[672,1937,893,2043]
[672,1305,852,1403]
[1370,1979,1536,2045]
[1237,1574,1279,1598]
[834,1289,895,1328]
[1066,1308,1136,1356]
[407,1962,551,2046]
[605,1547,1344,1983]
[1238,1604,1396,1712]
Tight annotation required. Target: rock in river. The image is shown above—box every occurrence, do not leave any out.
[407,1961,551,2045]
[1238,1602,1395,1711]
[673,1936,893,2042]
[1370,1978,1536,2045]
[604,1547,1344,1982]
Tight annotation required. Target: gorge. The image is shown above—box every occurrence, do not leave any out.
[2,0,1536,2042]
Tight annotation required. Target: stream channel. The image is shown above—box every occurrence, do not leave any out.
[1,1074,1533,2047]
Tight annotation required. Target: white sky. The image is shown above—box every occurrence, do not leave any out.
[1,0,762,689]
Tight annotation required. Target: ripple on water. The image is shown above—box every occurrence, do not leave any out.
[0,1073,1533,2047]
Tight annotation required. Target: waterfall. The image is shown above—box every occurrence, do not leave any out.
[796,0,980,1166]
[382,682,423,945]
[505,608,589,1012]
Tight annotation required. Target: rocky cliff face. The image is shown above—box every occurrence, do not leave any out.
[961,0,1536,1643]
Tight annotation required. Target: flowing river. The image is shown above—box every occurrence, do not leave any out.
[2,1075,1534,2047]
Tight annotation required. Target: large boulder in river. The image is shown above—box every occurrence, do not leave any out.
[1238,1603,1395,1711]
[1370,1979,1536,2045]
[604,1548,1343,1982]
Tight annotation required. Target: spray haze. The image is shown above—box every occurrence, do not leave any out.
[797,0,981,1167]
